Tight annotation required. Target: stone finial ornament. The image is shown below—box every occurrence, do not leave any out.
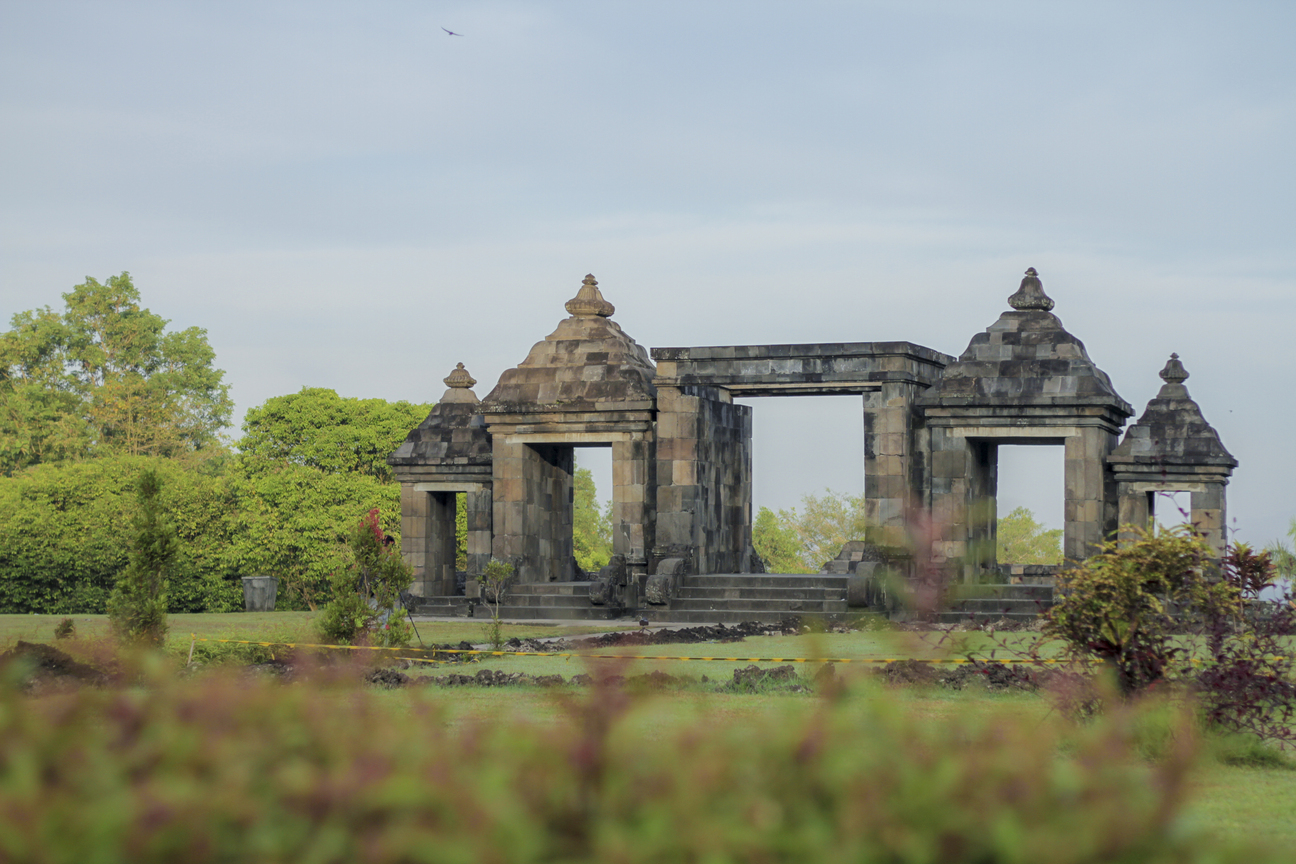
[1007,267,1056,312]
[1159,353,1189,385]
[440,362,479,404]
[564,274,616,318]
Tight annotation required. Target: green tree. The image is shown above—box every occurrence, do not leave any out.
[794,489,869,571]
[0,273,232,473]
[237,387,432,483]
[1264,517,1296,581]
[223,459,400,611]
[996,506,1063,565]
[107,468,174,646]
[752,506,809,573]
[573,467,612,572]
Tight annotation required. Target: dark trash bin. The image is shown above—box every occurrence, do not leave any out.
[241,576,278,612]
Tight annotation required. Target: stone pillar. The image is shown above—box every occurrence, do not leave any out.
[653,385,700,570]
[927,426,972,575]
[1116,482,1152,545]
[423,492,457,596]
[968,440,998,574]
[652,384,751,575]
[864,381,920,540]
[1191,483,1228,558]
[465,486,493,578]
[399,483,429,595]
[612,434,655,578]
[1064,427,1116,561]
[492,438,574,583]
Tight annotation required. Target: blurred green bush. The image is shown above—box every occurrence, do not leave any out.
[0,671,1276,863]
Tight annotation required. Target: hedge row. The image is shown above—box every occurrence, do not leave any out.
[0,456,399,614]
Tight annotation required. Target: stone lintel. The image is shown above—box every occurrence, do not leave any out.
[489,420,654,438]
[393,465,492,484]
[651,341,954,365]
[672,380,887,396]
[411,481,492,493]
[1108,464,1233,484]
[496,430,651,446]
[922,407,1128,435]
[479,400,656,415]
[1119,480,1217,495]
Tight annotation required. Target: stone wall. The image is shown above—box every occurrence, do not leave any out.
[653,384,752,575]
[491,440,574,583]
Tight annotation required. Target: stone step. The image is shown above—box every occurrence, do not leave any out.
[473,604,625,621]
[684,573,850,590]
[669,597,849,614]
[947,585,1055,601]
[493,593,591,608]
[507,582,595,596]
[639,608,846,625]
[410,595,473,617]
[676,586,848,602]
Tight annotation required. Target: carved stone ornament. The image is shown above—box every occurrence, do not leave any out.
[1159,353,1189,385]
[439,362,479,404]
[564,274,615,318]
[1007,267,1056,312]
[443,362,477,389]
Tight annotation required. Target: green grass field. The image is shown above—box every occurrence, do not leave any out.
[4,611,1293,849]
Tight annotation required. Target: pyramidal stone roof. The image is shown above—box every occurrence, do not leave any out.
[1108,354,1236,471]
[480,274,657,412]
[388,362,492,467]
[918,268,1133,417]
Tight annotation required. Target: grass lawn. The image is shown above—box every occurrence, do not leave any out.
[0,613,641,653]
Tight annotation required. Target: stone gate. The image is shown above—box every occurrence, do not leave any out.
[390,269,1236,608]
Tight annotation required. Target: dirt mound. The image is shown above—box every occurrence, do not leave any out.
[938,662,1038,692]
[0,641,108,692]
[875,659,1039,691]
[876,659,944,686]
[722,664,809,693]
[579,620,801,649]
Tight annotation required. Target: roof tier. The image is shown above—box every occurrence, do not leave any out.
[480,274,657,413]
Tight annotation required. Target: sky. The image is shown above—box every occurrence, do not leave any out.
[2,1,1293,546]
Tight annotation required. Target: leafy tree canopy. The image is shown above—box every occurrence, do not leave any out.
[996,506,1063,565]
[237,387,431,483]
[1265,517,1296,581]
[752,506,808,573]
[573,467,612,572]
[0,272,232,473]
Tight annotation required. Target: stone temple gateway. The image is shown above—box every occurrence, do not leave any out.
[390,269,1236,622]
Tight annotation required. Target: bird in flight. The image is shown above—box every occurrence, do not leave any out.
[442,27,464,36]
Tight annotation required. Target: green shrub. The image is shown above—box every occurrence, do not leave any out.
[316,509,412,647]
[1043,525,1224,696]
[0,672,1274,863]
[0,456,240,614]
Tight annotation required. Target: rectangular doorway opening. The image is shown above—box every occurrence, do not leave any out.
[574,446,614,577]
[994,444,1064,568]
[737,395,865,573]
[1152,490,1193,531]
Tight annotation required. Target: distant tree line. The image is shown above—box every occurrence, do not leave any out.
[752,491,1063,574]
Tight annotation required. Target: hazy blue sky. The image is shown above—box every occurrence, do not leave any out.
[3,1,1293,544]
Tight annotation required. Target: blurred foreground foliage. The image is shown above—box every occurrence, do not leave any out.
[0,667,1278,864]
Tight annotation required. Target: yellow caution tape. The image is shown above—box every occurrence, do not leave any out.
[189,638,1290,667]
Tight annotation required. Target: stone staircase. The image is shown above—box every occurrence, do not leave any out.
[935,584,1056,625]
[642,573,850,624]
[410,575,1053,625]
